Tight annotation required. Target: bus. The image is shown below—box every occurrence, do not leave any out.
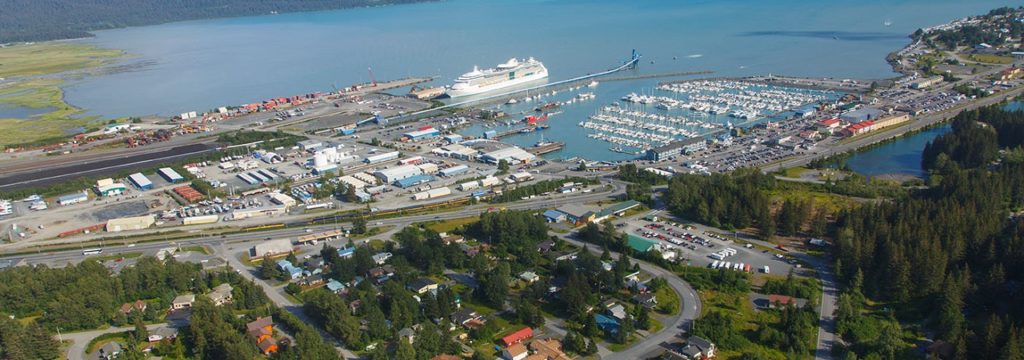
[82,248,103,256]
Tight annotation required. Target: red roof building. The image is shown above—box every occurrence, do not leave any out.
[767,294,796,308]
[843,120,875,137]
[501,327,534,347]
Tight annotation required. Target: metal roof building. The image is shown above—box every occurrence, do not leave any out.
[158,167,184,183]
[374,165,423,183]
[252,239,294,258]
[439,164,470,177]
[395,174,434,189]
[106,215,155,232]
[128,173,153,190]
[480,146,536,164]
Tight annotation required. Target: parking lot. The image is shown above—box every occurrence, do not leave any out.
[617,216,797,276]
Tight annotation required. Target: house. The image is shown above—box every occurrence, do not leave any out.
[431,355,461,360]
[120,300,147,315]
[246,317,278,355]
[595,314,620,334]
[398,327,416,344]
[502,343,529,360]
[170,294,195,310]
[451,308,484,328]
[501,327,534,347]
[608,304,628,321]
[680,336,716,359]
[209,283,233,306]
[529,338,572,360]
[408,278,439,294]
[301,274,325,286]
[633,293,658,310]
[537,240,555,253]
[543,209,566,223]
[147,327,179,342]
[372,252,392,265]
[519,271,540,284]
[276,259,303,280]
[326,279,346,293]
[767,294,796,308]
[368,265,396,283]
[97,342,123,359]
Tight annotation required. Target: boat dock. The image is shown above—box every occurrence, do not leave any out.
[527,141,564,155]
[380,50,644,123]
[491,124,549,139]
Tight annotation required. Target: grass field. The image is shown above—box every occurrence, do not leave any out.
[969,54,1016,64]
[424,216,478,233]
[0,42,124,146]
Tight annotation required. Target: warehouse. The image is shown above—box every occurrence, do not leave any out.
[268,192,297,208]
[840,106,883,123]
[128,173,153,190]
[432,144,479,161]
[374,165,423,183]
[480,177,502,187]
[251,239,294,258]
[443,134,464,144]
[412,187,451,200]
[158,167,184,183]
[182,214,219,225]
[439,164,470,177]
[458,181,480,191]
[395,175,434,189]
[297,140,323,152]
[364,151,401,164]
[402,128,441,141]
[339,175,369,190]
[58,192,89,206]
[106,215,155,232]
[417,163,439,174]
[226,206,287,221]
[480,146,536,165]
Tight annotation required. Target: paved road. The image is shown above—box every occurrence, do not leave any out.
[556,231,701,360]
[63,323,171,360]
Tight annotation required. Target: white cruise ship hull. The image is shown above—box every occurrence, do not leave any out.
[446,68,549,98]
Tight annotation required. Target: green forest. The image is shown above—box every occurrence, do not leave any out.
[0,0,433,43]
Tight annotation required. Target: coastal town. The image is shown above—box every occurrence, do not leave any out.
[1,4,1024,360]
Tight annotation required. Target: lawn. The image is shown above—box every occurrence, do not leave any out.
[180,245,210,255]
[779,166,809,178]
[0,42,125,78]
[423,216,478,233]
[969,54,1015,64]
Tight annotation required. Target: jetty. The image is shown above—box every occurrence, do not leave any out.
[527,141,564,155]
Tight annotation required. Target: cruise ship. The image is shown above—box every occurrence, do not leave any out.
[446,57,548,97]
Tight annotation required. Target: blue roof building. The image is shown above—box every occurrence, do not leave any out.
[595,314,620,334]
[395,174,434,188]
[543,210,566,223]
[326,279,346,293]
[338,247,355,258]
[276,260,303,279]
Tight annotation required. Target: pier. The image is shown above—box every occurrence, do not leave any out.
[527,141,564,155]
[491,124,549,140]
[379,50,645,124]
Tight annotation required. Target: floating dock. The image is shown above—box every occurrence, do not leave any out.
[527,142,564,155]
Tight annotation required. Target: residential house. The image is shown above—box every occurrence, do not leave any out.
[767,294,796,309]
[301,274,325,286]
[502,343,529,360]
[398,328,416,344]
[684,336,716,359]
[246,317,278,355]
[501,327,534,347]
[519,271,540,284]
[170,294,195,310]
[431,355,461,360]
[326,279,346,294]
[147,327,179,342]
[451,308,484,328]
[368,265,396,284]
[608,304,628,321]
[372,252,393,265]
[408,278,439,294]
[120,300,147,315]
[537,240,555,253]
[594,314,620,334]
[276,259,303,280]
[633,293,658,310]
[529,338,572,360]
[209,283,233,306]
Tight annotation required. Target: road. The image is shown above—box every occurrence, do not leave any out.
[556,228,701,359]
[63,323,171,360]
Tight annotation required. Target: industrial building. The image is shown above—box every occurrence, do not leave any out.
[395,175,434,188]
[182,215,219,225]
[412,187,451,200]
[374,165,424,184]
[364,151,400,164]
[95,178,127,197]
[252,239,294,258]
[645,137,707,161]
[106,215,155,232]
[268,193,297,208]
[910,76,943,90]
[297,140,323,152]
[402,128,441,141]
[227,206,287,221]
[57,192,88,206]
[840,106,883,123]
[432,144,479,161]
[158,167,184,183]
[439,164,470,177]
[443,134,464,144]
[480,146,536,164]
[417,163,439,174]
[128,173,153,190]
[339,175,369,190]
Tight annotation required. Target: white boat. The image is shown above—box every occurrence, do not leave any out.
[446,57,548,97]
[588,81,599,88]
[506,98,518,105]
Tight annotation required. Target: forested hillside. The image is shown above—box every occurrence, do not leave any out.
[0,0,433,43]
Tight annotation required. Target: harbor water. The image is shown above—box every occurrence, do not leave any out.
[61,0,1015,160]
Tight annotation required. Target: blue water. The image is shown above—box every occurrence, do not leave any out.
[59,0,1014,160]
[0,104,56,119]
[843,125,951,178]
